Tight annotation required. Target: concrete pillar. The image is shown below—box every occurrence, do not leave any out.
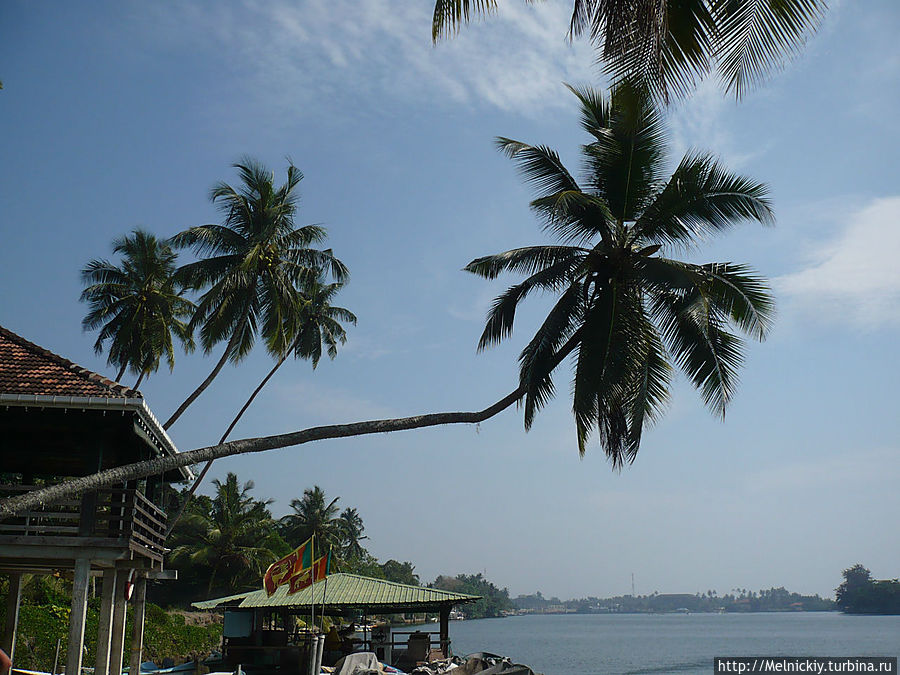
[1,572,23,666]
[94,569,118,675]
[439,606,451,658]
[108,571,130,675]
[65,558,91,675]
[128,576,147,675]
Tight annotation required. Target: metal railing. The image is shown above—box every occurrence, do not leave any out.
[0,484,167,561]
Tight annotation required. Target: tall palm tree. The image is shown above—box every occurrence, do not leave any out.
[169,472,284,594]
[80,230,194,387]
[163,158,348,430]
[279,486,343,553]
[219,273,357,443]
[465,81,774,461]
[338,507,367,560]
[163,274,356,537]
[432,0,826,100]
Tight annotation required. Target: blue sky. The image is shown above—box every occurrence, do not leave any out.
[1,1,898,600]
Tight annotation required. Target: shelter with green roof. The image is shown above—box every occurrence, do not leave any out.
[193,573,481,671]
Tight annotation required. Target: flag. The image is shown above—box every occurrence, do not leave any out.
[287,552,330,595]
[263,536,313,596]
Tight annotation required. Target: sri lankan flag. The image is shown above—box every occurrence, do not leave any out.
[263,536,313,596]
[287,549,331,595]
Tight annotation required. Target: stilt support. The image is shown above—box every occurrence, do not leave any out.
[2,572,23,666]
[128,575,147,675]
[95,569,118,675]
[108,571,129,675]
[65,558,91,675]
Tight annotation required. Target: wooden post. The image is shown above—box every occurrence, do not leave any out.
[94,569,118,675]
[109,571,129,675]
[128,576,147,675]
[65,558,91,675]
[439,606,450,658]
[1,572,23,666]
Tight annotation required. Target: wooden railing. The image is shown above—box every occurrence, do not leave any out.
[0,484,167,561]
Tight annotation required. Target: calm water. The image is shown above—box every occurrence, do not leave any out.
[438,613,900,675]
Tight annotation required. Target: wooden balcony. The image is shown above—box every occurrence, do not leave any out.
[0,485,167,567]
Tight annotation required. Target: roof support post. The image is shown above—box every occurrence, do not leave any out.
[129,575,147,675]
[439,606,450,658]
[109,570,129,675]
[65,557,91,675]
[94,569,118,675]
[2,572,23,666]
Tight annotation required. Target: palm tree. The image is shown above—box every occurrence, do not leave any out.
[163,158,348,430]
[464,81,774,461]
[279,486,344,554]
[338,507,368,560]
[432,0,827,100]
[1,86,777,516]
[163,274,356,537]
[80,230,194,387]
[219,273,357,443]
[169,472,284,594]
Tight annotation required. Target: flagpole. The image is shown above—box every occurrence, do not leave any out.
[310,534,316,638]
[319,547,331,632]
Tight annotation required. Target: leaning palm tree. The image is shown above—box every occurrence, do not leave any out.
[80,230,194,387]
[279,486,344,553]
[219,273,357,443]
[163,158,348,430]
[432,0,826,100]
[0,85,779,517]
[465,80,774,461]
[163,274,355,536]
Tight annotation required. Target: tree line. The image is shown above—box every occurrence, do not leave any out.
[153,474,422,606]
[514,587,835,613]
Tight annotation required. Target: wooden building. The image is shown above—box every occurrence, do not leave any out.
[193,573,481,672]
[0,326,192,675]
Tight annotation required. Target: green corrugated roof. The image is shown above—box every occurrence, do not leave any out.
[191,573,481,612]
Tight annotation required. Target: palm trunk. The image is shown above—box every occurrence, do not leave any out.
[164,351,290,536]
[133,371,146,390]
[163,307,250,430]
[0,335,581,519]
[115,364,127,383]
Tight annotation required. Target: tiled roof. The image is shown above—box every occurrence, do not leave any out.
[0,325,138,398]
[192,573,481,611]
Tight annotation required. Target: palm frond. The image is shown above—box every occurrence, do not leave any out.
[712,0,827,98]
[519,283,584,429]
[432,0,498,41]
[634,152,772,247]
[495,138,581,198]
[464,246,586,280]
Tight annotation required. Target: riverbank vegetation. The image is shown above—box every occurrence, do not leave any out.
[513,587,834,614]
[0,575,221,671]
[836,564,900,615]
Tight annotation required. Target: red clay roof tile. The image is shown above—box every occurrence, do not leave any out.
[0,325,139,399]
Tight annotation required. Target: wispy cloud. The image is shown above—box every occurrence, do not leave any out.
[147,0,595,118]
[777,196,900,328]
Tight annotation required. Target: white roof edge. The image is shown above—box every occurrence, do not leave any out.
[0,393,194,481]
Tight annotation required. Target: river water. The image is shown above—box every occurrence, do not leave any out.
[439,613,899,675]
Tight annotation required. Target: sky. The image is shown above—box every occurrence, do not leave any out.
[1,1,899,601]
